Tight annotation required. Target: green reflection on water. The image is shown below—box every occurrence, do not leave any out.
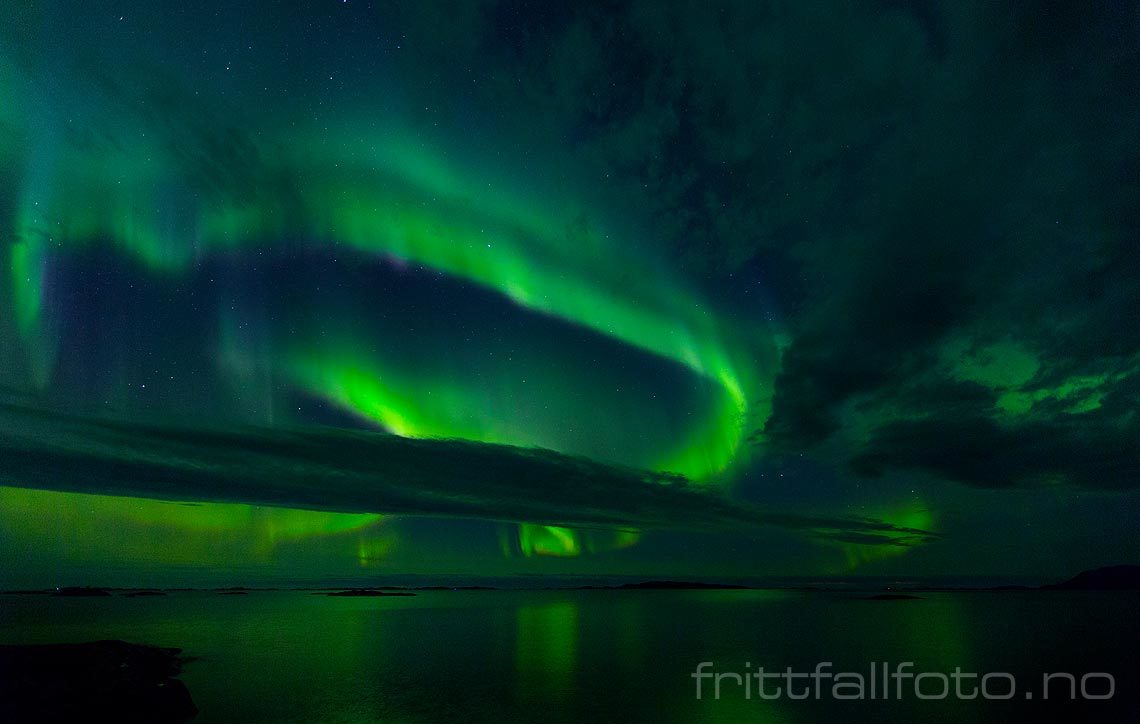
[516,600,579,702]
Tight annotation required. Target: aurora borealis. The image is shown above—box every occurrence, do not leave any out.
[0,0,1138,588]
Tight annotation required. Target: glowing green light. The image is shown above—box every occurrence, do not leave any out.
[519,524,581,557]
[4,86,770,482]
[0,486,385,566]
[515,524,642,558]
[834,504,935,571]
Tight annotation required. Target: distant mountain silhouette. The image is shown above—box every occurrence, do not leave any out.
[1043,565,1140,590]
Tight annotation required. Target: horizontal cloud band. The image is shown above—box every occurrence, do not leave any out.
[0,402,932,546]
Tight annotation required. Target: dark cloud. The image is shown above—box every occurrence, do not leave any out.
[0,402,933,545]
[492,1,1139,491]
[813,530,932,549]
[852,373,1140,490]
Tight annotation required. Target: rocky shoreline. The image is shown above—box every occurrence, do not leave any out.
[0,640,197,722]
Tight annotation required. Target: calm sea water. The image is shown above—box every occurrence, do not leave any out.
[2,589,1137,723]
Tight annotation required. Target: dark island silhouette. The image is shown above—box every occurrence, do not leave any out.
[573,580,752,590]
[326,589,417,597]
[52,586,112,597]
[619,580,751,590]
[865,593,923,600]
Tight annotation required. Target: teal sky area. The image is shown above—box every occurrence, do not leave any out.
[0,1,1137,586]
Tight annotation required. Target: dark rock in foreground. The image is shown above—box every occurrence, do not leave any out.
[1043,565,1140,590]
[0,640,196,722]
[326,589,417,597]
[52,586,112,597]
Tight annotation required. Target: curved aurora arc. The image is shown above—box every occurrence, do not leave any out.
[0,57,785,564]
[4,125,765,481]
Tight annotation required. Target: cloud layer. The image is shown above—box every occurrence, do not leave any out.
[0,402,932,546]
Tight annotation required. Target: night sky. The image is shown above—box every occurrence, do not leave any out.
[0,1,1137,586]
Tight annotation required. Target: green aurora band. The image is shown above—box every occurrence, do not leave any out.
[0,48,935,573]
[0,56,784,566]
[3,76,768,483]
